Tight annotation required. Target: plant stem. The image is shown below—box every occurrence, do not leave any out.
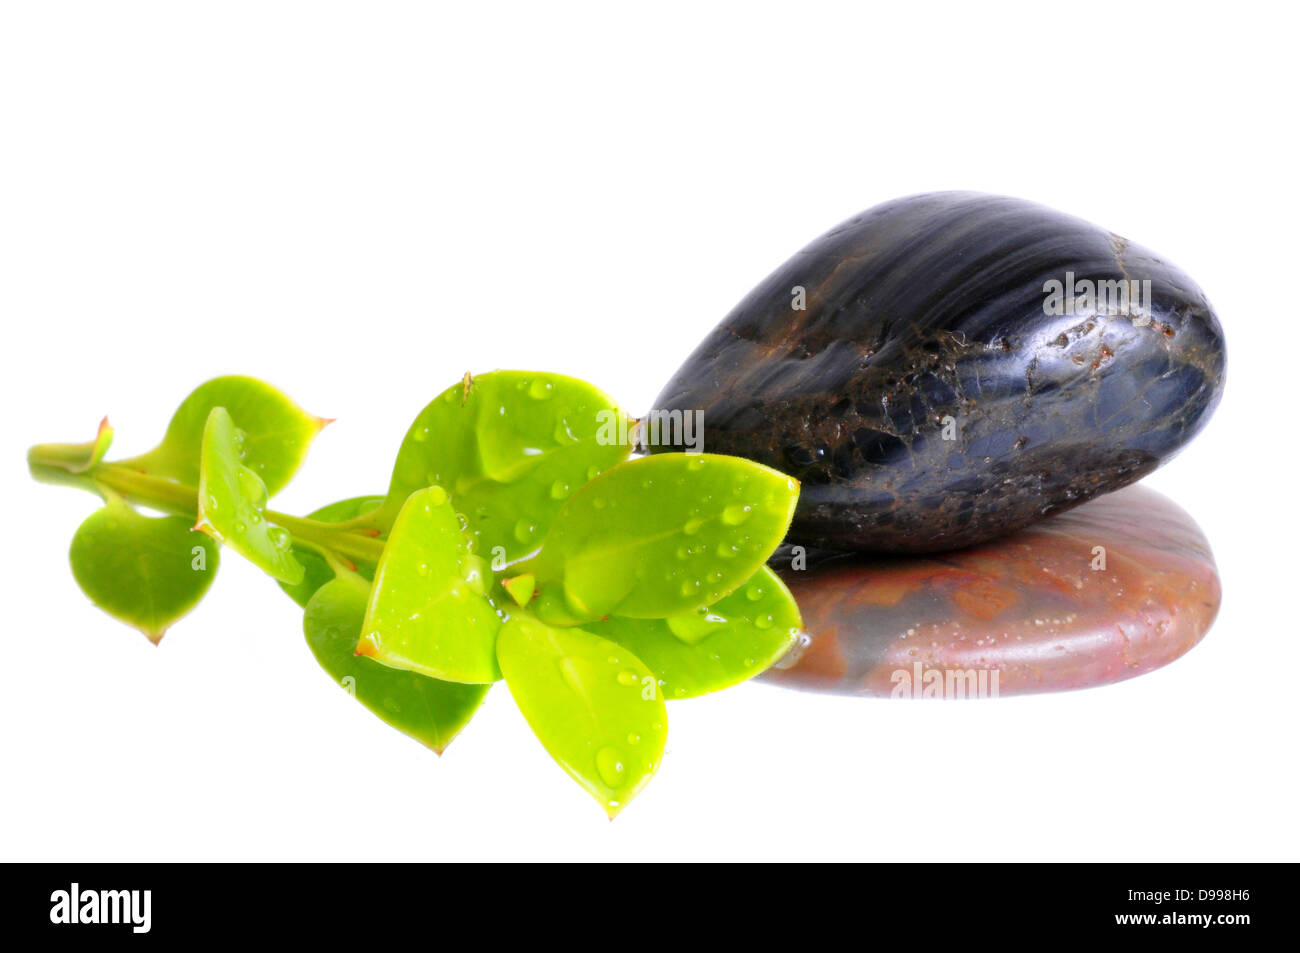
[263,509,385,565]
[32,452,387,566]
[91,466,199,517]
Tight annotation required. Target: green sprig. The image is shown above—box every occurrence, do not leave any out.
[29,371,804,816]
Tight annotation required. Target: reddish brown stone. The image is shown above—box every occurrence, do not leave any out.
[760,485,1220,697]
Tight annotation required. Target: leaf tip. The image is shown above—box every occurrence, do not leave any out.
[354,634,379,658]
[503,573,536,607]
[140,626,167,646]
[312,415,335,433]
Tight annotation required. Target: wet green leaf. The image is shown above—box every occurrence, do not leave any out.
[358,485,502,684]
[531,453,799,620]
[497,614,666,818]
[371,371,630,564]
[195,406,305,584]
[588,566,803,699]
[530,580,595,627]
[503,573,536,607]
[121,376,326,496]
[279,495,385,608]
[69,496,219,643]
[304,572,489,754]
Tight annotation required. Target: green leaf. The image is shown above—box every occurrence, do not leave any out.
[588,566,803,699]
[530,580,595,627]
[69,496,219,643]
[497,614,667,818]
[28,416,115,475]
[120,376,326,496]
[358,485,502,683]
[503,573,536,607]
[304,572,489,754]
[279,495,385,608]
[531,453,800,621]
[370,371,630,564]
[195,406,305,584]
[27,417,116,493]
[86,418,115,470]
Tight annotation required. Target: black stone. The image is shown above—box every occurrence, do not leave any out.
[652,192,1226,553]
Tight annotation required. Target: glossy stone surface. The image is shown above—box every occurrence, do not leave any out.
[759,485,1219,697]
[654,192,1226,552]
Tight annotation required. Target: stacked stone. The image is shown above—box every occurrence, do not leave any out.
[652,193,1225,697]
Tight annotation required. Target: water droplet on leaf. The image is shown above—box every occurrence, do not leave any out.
[462,555,490,595]
[722,504,752,525]
[237,469,267,510]
[596,746,626,788]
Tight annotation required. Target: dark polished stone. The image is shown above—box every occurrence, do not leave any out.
[653,193,1226,552]
[759,485,1220,697]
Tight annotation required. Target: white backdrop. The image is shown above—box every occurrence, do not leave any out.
[2,1,1295,861]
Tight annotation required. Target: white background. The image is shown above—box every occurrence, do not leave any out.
[2,2,1295,861]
